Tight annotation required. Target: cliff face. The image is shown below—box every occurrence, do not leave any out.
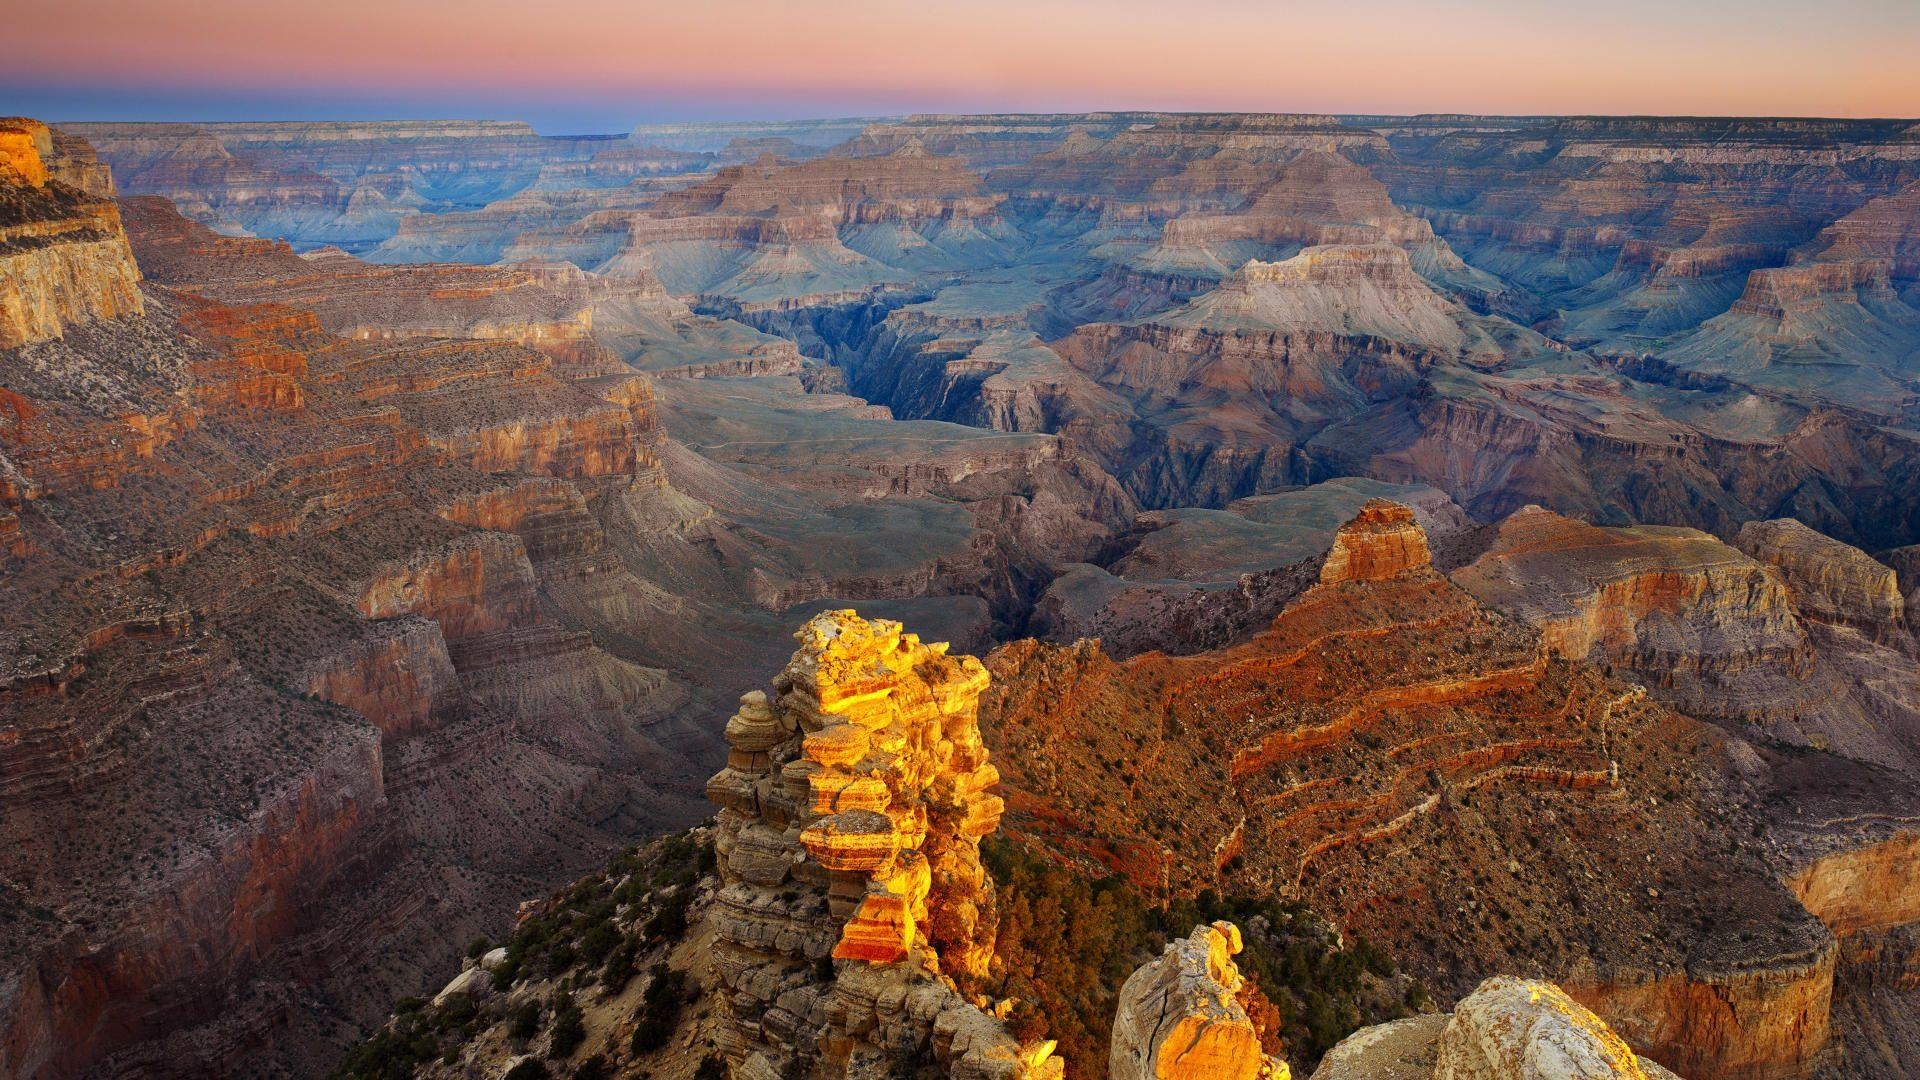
[1734,518,1908,642]
[1319,497,1434,583]
[1785,830,1920,1077]
[0,119,144,348]
[1451,509,1810,702]
[0,126,726,1078]
[704,610,1060,1079]
[1453,507,1920,769]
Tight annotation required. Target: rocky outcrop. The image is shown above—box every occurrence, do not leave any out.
[705,610,1059,1079]
[1734,519,1907,642]
[1727,261,1898,321]
[1448,979,1680,1080]
[0,120,51,186]
[1144,150,1494,301]
[1452,508,1813,705]
[1452,507,1920,767]
[0,119,144,347]
[1320,498,1432,583]
[1109,921,1289,1080]
[1316,977,1679,1080]
[1164,245,1479,355]
[990,504,1840,1080]
[1452,507,1808,685]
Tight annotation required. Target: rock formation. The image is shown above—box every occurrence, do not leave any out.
[17,107,1920,1080]
[1734,518,1907,642]
[80,111,1920,544]
[988,503,1839,1080]
[1314,977,1680,1080]
[1453,507,1920,768]
[1109,921,1290,1080]
[0,118,144,347]
[0,123,734,1079]
[705,610,1060,1079]
[1319,497,1434,583]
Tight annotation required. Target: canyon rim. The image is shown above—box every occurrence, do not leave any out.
[7,3,1920,1078]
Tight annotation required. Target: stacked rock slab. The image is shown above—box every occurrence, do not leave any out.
[706,610,1060,1080]
[1311,977,1682,1080]
[1319,498,1434,584]
[1109,922,1290,1080]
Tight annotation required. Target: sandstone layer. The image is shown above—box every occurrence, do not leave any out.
[705,610,1060,1079]
[0,119,144,348]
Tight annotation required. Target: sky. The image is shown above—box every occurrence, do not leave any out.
[5,0,1917,133]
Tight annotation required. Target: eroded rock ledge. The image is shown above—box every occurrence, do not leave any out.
[0,118,144,348]
[705,610,1061,1079]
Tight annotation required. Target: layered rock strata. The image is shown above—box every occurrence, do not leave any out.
[1734,518,1907,643]
[0,118,144,347]
[705,610,1060,1079]
[0,125,722,1079]
[1453,507,1920,767]
[988,502,1837,1079]
[1320,496,1435,583]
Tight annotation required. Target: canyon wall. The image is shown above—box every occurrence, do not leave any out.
[0,126,724,1078]
[0,118,144,348]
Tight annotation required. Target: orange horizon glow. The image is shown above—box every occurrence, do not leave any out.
[8,0,1919,126]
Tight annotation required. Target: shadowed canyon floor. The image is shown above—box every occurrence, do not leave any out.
[6,110,1920,1079]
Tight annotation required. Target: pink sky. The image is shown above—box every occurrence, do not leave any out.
[8,0,1918,127]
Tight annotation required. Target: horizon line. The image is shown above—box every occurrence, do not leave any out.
[32,109,1920,138]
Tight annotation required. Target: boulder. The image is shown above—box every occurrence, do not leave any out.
[1109,921,1288,1080]
[1435,977,1681,1080]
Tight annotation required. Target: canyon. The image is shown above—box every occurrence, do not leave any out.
[5,106,1920,1080]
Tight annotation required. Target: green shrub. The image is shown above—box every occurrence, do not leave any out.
[547,991,586,1059]
[630,965,692,1055]
[509,999,542,1041]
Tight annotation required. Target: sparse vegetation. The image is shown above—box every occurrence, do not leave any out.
[337,830,717,1079]
[630,965,694,1055]
[546,990,585,1058]
[981,837,1426,1077]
